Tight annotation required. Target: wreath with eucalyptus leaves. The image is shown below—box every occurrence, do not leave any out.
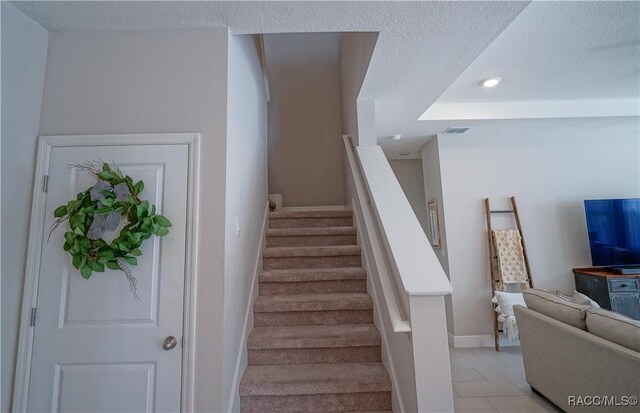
[50,161,172,299]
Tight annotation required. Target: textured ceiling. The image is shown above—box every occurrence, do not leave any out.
[14,1,631,162]
[378,1,640,159]
[12,0,529,145]
[437,1,640,103]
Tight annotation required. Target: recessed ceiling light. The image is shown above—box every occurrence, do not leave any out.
[392,134,402,141]
[480,77,501,88]
[399,151,411,156]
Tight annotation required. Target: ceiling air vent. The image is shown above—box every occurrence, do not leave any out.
[443,127,471,134]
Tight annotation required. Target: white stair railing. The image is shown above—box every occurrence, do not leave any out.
[343,135,454,413]
[344,137,411,333]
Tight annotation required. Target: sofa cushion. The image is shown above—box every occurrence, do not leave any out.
[586,309,640,352]
[522,289,588,330]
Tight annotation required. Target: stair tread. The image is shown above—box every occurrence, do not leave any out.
[260,267,366,283]
[266,226,357,237]
[254,293,372,313]
[240,362,391,396]
[247,324,380,350]
[269,209,353,219]
[263,245,361,258]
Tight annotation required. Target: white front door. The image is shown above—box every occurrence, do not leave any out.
[26,142,189,412]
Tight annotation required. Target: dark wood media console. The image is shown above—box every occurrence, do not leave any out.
[573,267,640,320]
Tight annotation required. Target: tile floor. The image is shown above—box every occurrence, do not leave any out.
[450,346,563,412]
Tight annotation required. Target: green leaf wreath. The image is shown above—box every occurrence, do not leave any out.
[50,161,172,299]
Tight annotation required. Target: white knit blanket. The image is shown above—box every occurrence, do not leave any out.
[499,313,520,342]
[492,229,528,290]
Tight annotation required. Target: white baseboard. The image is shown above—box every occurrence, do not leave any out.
[227,204,268,412]
[448,332,520,348]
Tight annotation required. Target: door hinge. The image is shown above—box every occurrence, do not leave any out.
[42,175,49,192]
[30,308,37,326]
[181,337,184,348]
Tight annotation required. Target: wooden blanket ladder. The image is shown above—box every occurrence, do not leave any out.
[484,196,534,351]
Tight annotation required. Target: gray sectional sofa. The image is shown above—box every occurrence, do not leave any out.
[514,289,640,412]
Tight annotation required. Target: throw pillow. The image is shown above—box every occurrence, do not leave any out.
[554,290,573,302]
[493,291,526,317]
[572,291,601,309]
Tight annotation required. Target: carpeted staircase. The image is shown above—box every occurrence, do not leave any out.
[239,209,392,412]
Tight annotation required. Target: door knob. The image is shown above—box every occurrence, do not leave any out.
[163,336,177,351]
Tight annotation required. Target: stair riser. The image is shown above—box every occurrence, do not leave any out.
[248,346,381,365]
[266,234,357,247]
[259,268,366,283]
[241,392,391,413]
[263,255,361,270]
[259,280,366,295]
[254,310,373,327]
[269,217,353,228]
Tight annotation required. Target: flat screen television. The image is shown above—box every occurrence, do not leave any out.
[584,198,640,272]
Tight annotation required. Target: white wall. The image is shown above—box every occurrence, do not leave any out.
[340,32,378,209]
[389,159,428,235]
[37,29,229,411]
[435,124,640,338]
[339,32,378,147]
[421,140,450,274]
[0,4,49,410]
[223,34,268,411]
[265,33,345,207]
[420,139,455,334]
